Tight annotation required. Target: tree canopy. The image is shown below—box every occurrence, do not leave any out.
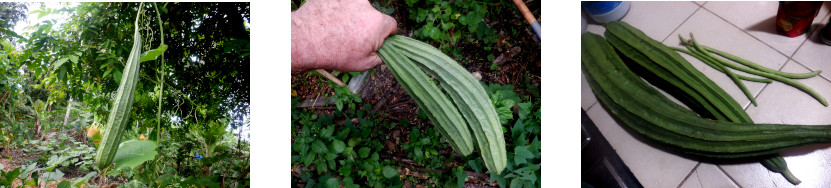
[2,2,250,140]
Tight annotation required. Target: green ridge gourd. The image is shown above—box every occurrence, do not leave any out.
[379,35,507,174]
[581,32,831,158]
[94,3,144,170]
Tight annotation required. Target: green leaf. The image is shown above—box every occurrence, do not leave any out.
[311,140,327,153]
[139,44,168,62]
[53,57,69,69]
[513,145,534,165]
[530,137,541,157]
[414,147,423,159]
[43,169,64,181]
[324,177,339,188]
[511,119,525,139]
[72,171,97,187]
[329,139,346,153]
[358,147,370,158]
[301,152,315,166]
[495,106,513,125]
[56,180,71,188]
[113,70,122,84]
[24,180,37,186]
[343,177,358,188]
[112,140,158,170]
[316,159,327,173]
[44,155,71,171]
[455,169,467,187]
[429,27,441,40]
[383,166,398,178]
[406,0,419,7]
[69,55,79,64]
[417,107,428,119]
[320,125,334,139]
[510,178,522,188]
[335,100,344,111]
[517,102,532,120]
[0,28,26,40]
[467,160,483,173]
[37,10,48,20]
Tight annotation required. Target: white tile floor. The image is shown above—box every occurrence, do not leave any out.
[582,2,831,187]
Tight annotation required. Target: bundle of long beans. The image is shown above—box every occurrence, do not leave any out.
[671,34,826,107]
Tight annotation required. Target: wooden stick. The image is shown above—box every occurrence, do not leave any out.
[512,0,537,24]
[315,69,345,86]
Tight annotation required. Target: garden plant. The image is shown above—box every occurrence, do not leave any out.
[0,2,250,187]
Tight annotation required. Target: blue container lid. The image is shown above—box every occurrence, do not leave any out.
[582,1,622,15]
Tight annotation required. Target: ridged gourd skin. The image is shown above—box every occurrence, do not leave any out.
[604,21,751,123]
[604,21,802,184]
[377,44,475,156]
[379,35,507,174]
[581,32,831,158]
[94,5,144,170]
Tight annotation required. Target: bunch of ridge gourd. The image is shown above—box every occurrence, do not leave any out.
[583,21,830,185]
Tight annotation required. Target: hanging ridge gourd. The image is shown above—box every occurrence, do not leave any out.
[378,35,506,174]
[94,3,144,170]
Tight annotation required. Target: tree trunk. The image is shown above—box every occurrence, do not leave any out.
[36,115,42,139]
[63,98,73,126]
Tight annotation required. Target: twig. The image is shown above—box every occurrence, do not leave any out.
[370,94,389,116]
[315,69,345,86]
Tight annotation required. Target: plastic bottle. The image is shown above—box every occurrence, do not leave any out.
[775,1,823,37]
[820,19,831,45]
[582,10,588,33]
[582,1,631,24]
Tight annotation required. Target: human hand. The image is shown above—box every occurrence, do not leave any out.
[291,0,397,73]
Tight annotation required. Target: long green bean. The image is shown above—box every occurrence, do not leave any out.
[682,34,828,106]
[671,47,772,83]
[700,45,821,79]
[681,40,758,106]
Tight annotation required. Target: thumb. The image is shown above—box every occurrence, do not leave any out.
[377,14,398,43]
[358,53,384,72]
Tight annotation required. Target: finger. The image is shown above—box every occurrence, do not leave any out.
[353,53,383,72]
[373,14,398,50]
[382,15,398,37]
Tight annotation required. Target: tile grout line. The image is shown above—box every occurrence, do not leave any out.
[586,100,597,112]
[782,24,821,71]
[716,164,744,188]
[660,5,702,43]
[698,6,793,61]
[695,171,704,188]
[783,13,831,84]
[677,162,702,188]
[699,5,831,108]
[785,58,831,84]
[745,81,772,110]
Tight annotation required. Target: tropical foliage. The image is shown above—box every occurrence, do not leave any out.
[0,2,249,187]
